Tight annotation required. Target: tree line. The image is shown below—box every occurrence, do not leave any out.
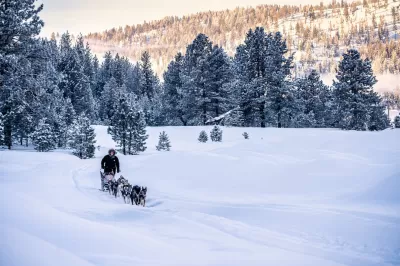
[0,0,393,155]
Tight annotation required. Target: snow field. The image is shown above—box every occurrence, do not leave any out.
[1,126,399,266]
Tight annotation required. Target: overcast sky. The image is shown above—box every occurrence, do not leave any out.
[38,0,325,37]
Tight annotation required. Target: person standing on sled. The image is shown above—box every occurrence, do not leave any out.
[100,148,120,190]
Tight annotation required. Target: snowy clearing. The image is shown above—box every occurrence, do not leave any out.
[1,126,399,266]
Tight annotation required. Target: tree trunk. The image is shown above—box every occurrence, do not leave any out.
[277,112,282,128]
[5,123,12,149]
[123,138,126,155]
[180,116,187,126]
[216,99,219,117]
[260,103,265,128]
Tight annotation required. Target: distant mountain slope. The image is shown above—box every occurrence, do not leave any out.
[79,0,400,77]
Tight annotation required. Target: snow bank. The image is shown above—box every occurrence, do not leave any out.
[1,126,399,266]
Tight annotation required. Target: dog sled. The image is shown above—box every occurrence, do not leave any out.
[100,170,147,207]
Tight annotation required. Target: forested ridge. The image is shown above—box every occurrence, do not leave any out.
[81,0,400,76]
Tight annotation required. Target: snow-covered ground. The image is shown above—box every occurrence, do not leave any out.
[1,126,399,266]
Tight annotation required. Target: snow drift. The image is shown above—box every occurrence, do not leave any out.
[1,126,399,266]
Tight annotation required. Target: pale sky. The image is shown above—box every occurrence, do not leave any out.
[38,0,325,37]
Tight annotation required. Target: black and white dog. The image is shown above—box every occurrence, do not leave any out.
[109,179,119,198]
[121,183,132,204]
[116,176,128,198]
[130,185,147,206]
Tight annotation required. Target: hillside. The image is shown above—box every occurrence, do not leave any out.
[2,126,400,266]
[81,0,400,77]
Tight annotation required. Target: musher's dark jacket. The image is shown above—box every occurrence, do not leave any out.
[101,155,120,173]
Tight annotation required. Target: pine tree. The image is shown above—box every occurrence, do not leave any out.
[0,0,44,149]
[243,132,249,139]
[198,130,208,143]
[0,0,43,55]
[99,77,120,123]
[109,98,148,155]
[64,98,76,126]
[210,126,223,142]
[333,49,388,131]
[294,70,331,127]
[131,109,148,154]
[367,92,390,131]
[180,34,213,125]
[163,52,187,125]
[108,97,130,155]
[264,32,295,128]
[31,119,56,152]
[69,115,96,159]
[291,111,317,128]
[224,108,245,127]
[233,29,293,128]
[140,51,155,100]
[156,131,171,151]
[95,51,114,98]
[205,45,232,119]
[394,115,400,128]
[58,34,95,118]
[233,28,268,127]
[125,105,149,155]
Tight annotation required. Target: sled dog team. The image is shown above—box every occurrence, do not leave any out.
[101,148,147,207]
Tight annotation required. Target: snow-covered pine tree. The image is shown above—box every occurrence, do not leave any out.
[31,119,56,152]
[204,45,232,119]
[264,32,295,128]
[333,49,388,131]
[224,108,245,127]
[64,98,76,127]
[58,33,95,119]
[140,51,156,100]
[180,34,213,125]
[293,70,331,127]
[233,29,294,128]
[156,131,171,151]
[210,126,223,142]
[0,0,44,149]
[291,111,317,128]
[394,115,400,128]
[367,96,390,131]
[243,132,249,139]
[124,62,141,96]
[108,97,130,155]
[110,98,148,155]
[0,0,43,56]
[99,77,120,123]
[163,52,187,125]
[112,53,126,87]
[69,115,96,159]
[125,105,148,155]
[94,51,114,98]
[146,86,165,126]
[198,130,208,143]
[131,109,148,154]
